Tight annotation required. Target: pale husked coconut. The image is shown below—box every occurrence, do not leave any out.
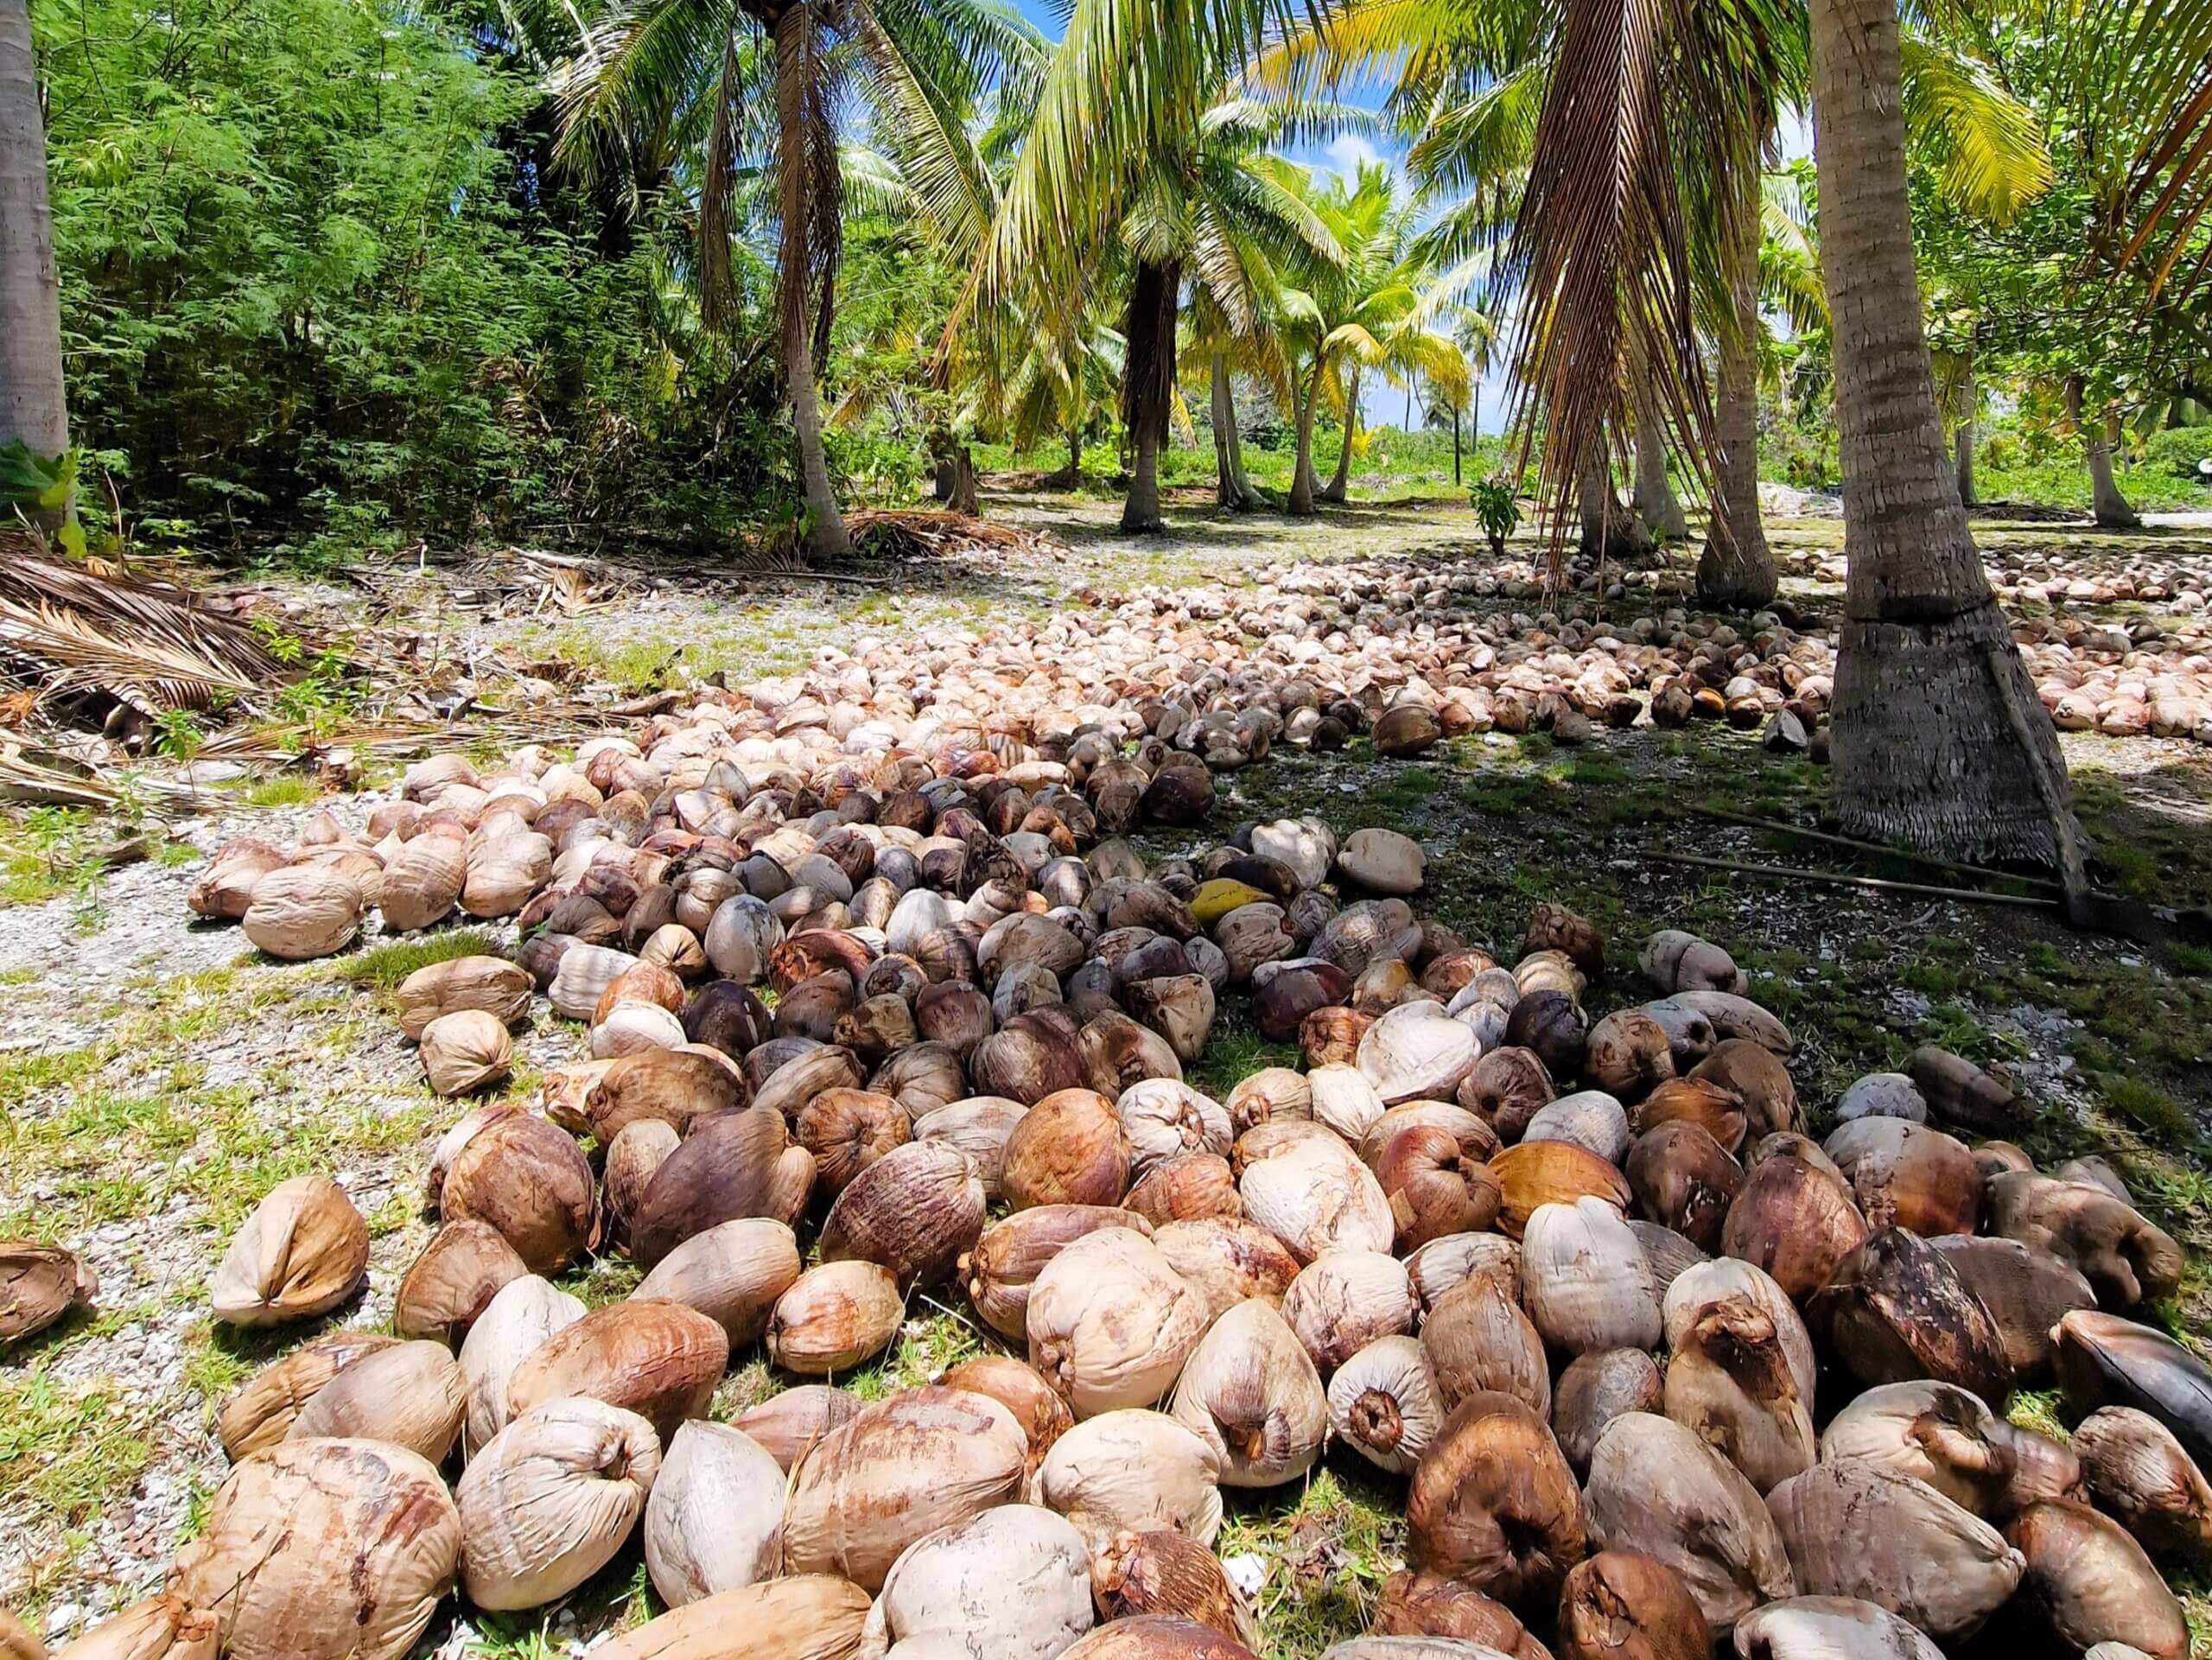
[856,1505,1095,1659]
[645,1421,787,1606]
[457,1397,661,1610]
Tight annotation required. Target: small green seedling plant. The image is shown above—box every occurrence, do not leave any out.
[1471,480,1518,556]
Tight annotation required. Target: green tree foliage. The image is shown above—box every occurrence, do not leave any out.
[35,0,800,545]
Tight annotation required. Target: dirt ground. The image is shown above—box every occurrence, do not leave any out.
[2,491,2209,1657]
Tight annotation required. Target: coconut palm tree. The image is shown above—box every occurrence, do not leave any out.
[556,0,1043,560]
[1,0,68,490]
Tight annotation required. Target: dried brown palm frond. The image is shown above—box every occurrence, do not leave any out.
[0,550,294,715]
[1495,0,1784,569]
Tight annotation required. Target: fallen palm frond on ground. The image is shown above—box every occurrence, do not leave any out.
[0,739,201,811]
[0,541,296,717]
[846,508,1065,562]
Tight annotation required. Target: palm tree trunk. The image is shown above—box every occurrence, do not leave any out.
[1698,169,1778,609]
[772,4,848,562]
[1452,404,1461,486]
[1579,448,1650,558]
[1320,373,1357,503]
[1120,258,1177,535]
[1069,424,1082,485]
[1955,355,1975,506]
[2068,376,2139,529]
[1814,0,2078,869]
[2,0,69,506]
[1211,350,1252,511]
[1289,354,1324,516]
[1631,385,1688,540]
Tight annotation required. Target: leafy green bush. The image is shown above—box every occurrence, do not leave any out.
[2138,427,2212,485]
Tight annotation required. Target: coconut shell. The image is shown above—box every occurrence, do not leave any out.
[1093,1530,1253,1642]
[940,1355,1073,1472]
[168,1438,460,1660]
[1819,1381,2017,1516]
[241,865,362,960]
[0,1241,98,1344]
[1635,1078,1747,1155]
[506,1298,728,1444]
[818,1138,984,1289]
[783,1385,1028,1591]
[210,1175,368,1326]
[1491,1142,1630,1240]
[441,1111,598,1274]
[630,1105,789,1268]
[1691,1042,1797,1139]
[1582,1414,1793,1635]
[644,1421,787,1606]
[216,1331,402,1460]
[457,1396,661,1611]
[1558,1550,1711,1660]
[1986,1171,2183,1308]
[589,1574,872,1660]
[1372,1569,1545,1657]
[1731,1598,1943,1660]
[1035,1409,1224,1552]
[730,1384,861,1472]
[1149,1217,1300,1321]
[1808,1228,2012,1402]
[588,1046,750,1142]
[1408,1391,1587,1612]
[766,1259,903,1374]
[394,1220,525,1342]
[2054,1311,2212,1473]
[1765,1460,2022,1639]
[1406,1232,1522,1310]
[1424,1273,1550,1418]
[43,1593,216,1659]
[1125,1154,1242,1225]
[965,1204,1153,1337]
[1002,1088,1133,1210]
[632,1216,802,1346]
[1169,1298,1327,1485]
[461,1275,584,1456]
[604,1118,683,1252]
[1821,1120,1980,1237]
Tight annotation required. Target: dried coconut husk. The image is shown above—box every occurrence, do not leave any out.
[939,1355,1072,1472]
[588,1047,749,1143]
[1424,1272,1550,1418]
[457,1396,661,1611]
[630,1105,790,1269]
[963,1205,1152,1339]
[632,1217,802,1346]
[1124,1154,1241,1225]
[1056,1618,1256,1660]
[419,1008,514,1096]
[461,1275,584,1456]
[0,1241,98,1344]
[1027,1228,1209,1416]
[1035,1409,1224,1553]
[217,1331,401,1460]
[1148,1218,1300,1321]
[1372,1568,1548,1658]
[1168,1298,1327,1486]
[644,1421,786,1607]
[210,1175,368,1326]
[168,1438,461,1660]
[1552,1349,1663,1476]
[818,1138,984,1290]
[284,1339,465,1463]
[782,1386,1028,1592]
[440,1112,597,1274]
[603,1118,682,1252]
[1329,1335,1445,1475]
[1002,1088,1132,1209]
[395,1220,525,1342]
[732,1385,861,1472]
[766,1260,904,1374]
[1408,1390,1587,1612]
[1557,1550,1710,1660]
[1092,1530,1255,1644]
[505,1298,727,1445]
[588,1574,873,1660]
[43,1592,216,1659]
[396,955,531,1040]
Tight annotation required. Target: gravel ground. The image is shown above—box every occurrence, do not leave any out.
[2,495,2208,1653]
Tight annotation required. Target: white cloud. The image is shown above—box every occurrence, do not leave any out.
[1320,133,1389,183]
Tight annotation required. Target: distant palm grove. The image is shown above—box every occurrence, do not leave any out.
[3,0,2212,862]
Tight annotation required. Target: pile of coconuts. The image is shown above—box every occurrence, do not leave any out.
[13,706,2190,1658]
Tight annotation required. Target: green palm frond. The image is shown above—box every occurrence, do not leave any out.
[1900,32,2052,224]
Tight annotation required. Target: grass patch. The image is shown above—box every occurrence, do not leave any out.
[1217,1461,1405,1657]
[241,774,320,809]
[2095,1072,2195,1143]
[340,929,507,988]
[0,1363,156,1538]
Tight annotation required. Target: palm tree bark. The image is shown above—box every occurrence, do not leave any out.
[2068,377,2140,529]
[1631,385,1688,540]
[1120,258,1178,534]
[1452,404,1461,486]
[1,0,69,495]
[1288,353,1325,516]
[1955,356,1975,506]
[772,3,848,562]
[1320,372,1357,503]
[1579,449,1650,559]
[1814,0,2079,868]
[1698,174,1778,609]
[1211,350,1253,510]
